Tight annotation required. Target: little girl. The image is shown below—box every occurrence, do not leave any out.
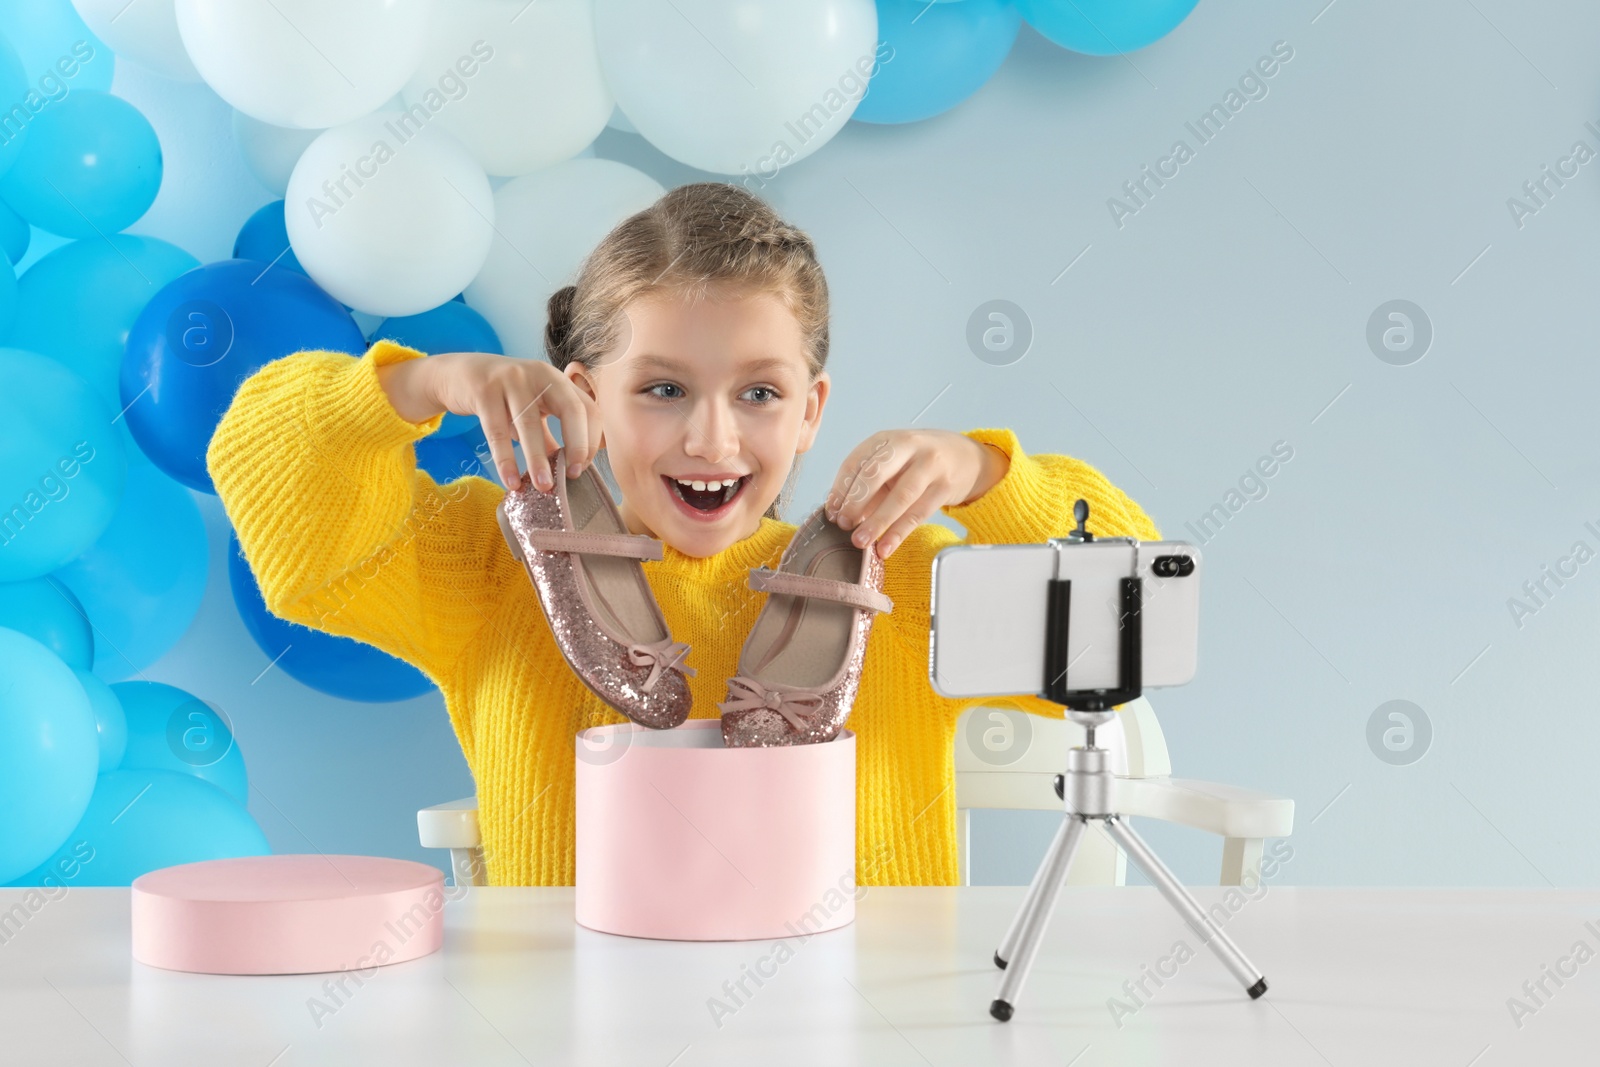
[207,182,1161,887]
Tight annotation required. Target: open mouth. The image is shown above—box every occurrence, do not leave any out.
[663,474,748,517]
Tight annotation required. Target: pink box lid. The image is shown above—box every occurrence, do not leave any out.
[131,854,446,975]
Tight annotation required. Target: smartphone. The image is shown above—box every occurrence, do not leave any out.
[928,538,1201,699]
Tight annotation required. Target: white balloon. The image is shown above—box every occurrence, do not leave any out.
[72,0,200,81]
[464,158,664,358]
[174,0,428,129]
[286,111,495,317]
[232,111,321,195]
[594,0,878,176]
[401,0,611,177]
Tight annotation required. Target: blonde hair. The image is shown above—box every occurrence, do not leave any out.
[543,182,830,520]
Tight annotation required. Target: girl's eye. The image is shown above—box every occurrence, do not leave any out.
[644,383,780,404]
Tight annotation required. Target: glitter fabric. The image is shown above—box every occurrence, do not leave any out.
[497,451,694,730]
[720,506,890,747]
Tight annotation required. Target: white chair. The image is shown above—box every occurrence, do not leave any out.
[419,696,1294,888]
[417,796,487,888]
[954,696,1294,887]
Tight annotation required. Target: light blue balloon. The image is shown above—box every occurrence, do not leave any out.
[0,575,92,668]
[12,234,198,415]
[0,347,128,582]
[52,462,207,679]
[853,0,1020,125]
[73,668,126,772]
[13,234,194,471]
[0,196,30,263]
[0,32,30,178]
[1014,0,1201,55]
[0,1,113,94]
[110,680,247,805]
[5,769,269,888]
[0,89,161,238]
[0,253,15,337]
[0,626,99,884]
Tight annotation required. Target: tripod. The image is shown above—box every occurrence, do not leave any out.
[988,503,1268,1022]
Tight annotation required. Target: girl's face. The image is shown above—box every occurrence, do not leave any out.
[566,286,829,558]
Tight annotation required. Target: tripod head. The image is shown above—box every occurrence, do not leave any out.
[1063,707,1117,730]
[1066,498,1093,543]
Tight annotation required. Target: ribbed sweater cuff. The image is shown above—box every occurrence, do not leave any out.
[940,427,1053,544]
[308,339,445,455]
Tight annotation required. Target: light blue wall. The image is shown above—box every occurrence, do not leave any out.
[122,0,1600,887]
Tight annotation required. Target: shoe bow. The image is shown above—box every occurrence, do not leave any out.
[717,675,824,734]
[626,638,696,692]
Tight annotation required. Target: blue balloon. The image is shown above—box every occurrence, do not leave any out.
[5,769,268,887]
[853,0,1020,124]
[233,199,305,277]
[121,258,366,493]
[0,2,113,93]
[372,301,503,438]
[226,530,435,703]
[0,347,128,582]
[0,626,99,884]
[111,680,248,804]
[0,195,30,263]
[0,33,30,178]
[1013,0,1200,55]
[0,90,161,238]
[231,217,381,366]
[51,462,208,679]
[0,575,92,668]
[373,300,502,356]
[73,668,126,772]
[13,235,198,414]
[416,423,490,485]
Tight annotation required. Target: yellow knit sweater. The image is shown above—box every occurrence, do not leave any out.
[206,340,1162,886]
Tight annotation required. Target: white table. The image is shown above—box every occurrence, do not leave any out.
[1,884,1594,1065]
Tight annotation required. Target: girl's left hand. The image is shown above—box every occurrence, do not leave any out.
[824,429,1009,558]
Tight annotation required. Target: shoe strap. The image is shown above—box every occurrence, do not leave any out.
[524,528,664,560]
[748,566,893,614]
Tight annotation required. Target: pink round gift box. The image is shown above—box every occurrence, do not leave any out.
[575,720,857,942]
[131,854,446,975]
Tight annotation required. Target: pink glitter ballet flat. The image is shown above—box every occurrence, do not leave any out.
[719,505,894,747]
[496,447,695,730]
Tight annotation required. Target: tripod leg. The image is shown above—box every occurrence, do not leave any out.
[1101,815,1267,999]
[994,813,1075,970]
[991,815,1088,1022]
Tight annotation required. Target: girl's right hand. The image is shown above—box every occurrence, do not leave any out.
[424,352,602,491]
